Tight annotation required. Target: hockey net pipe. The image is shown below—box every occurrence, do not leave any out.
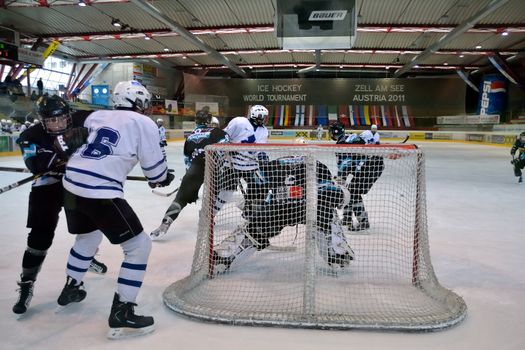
[164,143,467,331]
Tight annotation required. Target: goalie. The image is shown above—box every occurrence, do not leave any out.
[212,155,354,274]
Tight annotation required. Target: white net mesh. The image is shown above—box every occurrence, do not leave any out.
[163,144,467,330]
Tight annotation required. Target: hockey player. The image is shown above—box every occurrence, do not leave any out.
[360,124,380,144]
[329,122,384,231]
[157,118,167,161]
[510,131,525,183]
[58,80,174,339]
[212,155,354,274]
[316,124,324,141]
[12,95,107,315]
[150,109,229,239]
[214,105,269,214]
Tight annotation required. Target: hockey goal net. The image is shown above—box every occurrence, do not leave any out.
[164,143,466,331]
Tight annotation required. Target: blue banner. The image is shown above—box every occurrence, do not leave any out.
[478,74,507,115]
[91,84,110,106]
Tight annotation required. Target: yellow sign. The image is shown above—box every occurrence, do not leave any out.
[43,40,60,59]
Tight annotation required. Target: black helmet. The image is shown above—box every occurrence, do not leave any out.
[37,95,71,135]
[195,109,212,126]
[329,122,345,141]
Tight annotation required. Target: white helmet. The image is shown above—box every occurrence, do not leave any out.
[210,116,220,127]
[112,80,151,113]
[156,118,164,126]
[249,105,268,126]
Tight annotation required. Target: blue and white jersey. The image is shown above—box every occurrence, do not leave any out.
[158,125,167,143]
[224,116,268,171]
[359,130,380,144]
[63,109,168,199]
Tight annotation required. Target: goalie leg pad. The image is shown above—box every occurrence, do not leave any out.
[213,226,259,274]
[315,222,354,269]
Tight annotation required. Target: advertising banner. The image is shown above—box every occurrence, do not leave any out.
[184,74,466,127]
[164,99,178,115]
[477,74,507,115]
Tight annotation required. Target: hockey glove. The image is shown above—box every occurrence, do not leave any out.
[54,127,89,158]
[148,171,174,188]
[160,140,168,147]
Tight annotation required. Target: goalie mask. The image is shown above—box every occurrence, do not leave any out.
[112,80,151,114]
[37,95,72,135]
[329,122,345,141]
[249,105,268,126]
[195,109,212,126]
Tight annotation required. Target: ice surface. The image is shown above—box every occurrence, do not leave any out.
[1,141,524,350]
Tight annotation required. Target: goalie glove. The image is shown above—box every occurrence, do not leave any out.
[54,127,89,158]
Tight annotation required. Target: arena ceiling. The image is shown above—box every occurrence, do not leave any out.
[1,0,524,79]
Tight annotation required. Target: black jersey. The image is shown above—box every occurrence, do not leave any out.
[510,139,525,156]
[17,110,91,183]
[184,125,229,166]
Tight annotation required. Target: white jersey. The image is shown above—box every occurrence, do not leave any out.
[158,125,166,142]
[63,109,168,199]
[224,116,268,171]
[359,130,380,144]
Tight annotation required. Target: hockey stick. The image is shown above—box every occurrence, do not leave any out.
[399,135,410,144]
[0,174,36,195]
[152,186,179,197]
[0,166,150,182]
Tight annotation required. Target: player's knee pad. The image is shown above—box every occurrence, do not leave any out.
[27,229,55,251]
[73,230,103,257]
[121,232,151,264]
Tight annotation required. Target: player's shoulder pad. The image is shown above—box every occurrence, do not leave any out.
[16,123,46,145]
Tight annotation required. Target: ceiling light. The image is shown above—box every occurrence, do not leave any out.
[459,54,464,58]
[414,65,419,68]
[475,45,482,49]
[144,35,151,40]
[444,62,448,65]
[501,31,509,36]
[111,19,121,27]
[194,63,198,66]
[182,56,187,59]
[248,66,253,69]
[78,0,87,6]
[163,48,169,52]
[339,65,343,69]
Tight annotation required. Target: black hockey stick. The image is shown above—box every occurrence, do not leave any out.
[0,174,36,195]
[0,166,149,182]
[400,135,410,143]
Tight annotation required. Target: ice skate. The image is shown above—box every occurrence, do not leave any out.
[57,276,86,306]
[12,280,34,314]
[150,217,173,240]
[107,293,155,340]
[88,258,108,274]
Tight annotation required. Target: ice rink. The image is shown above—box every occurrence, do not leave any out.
[1,140,524,350]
